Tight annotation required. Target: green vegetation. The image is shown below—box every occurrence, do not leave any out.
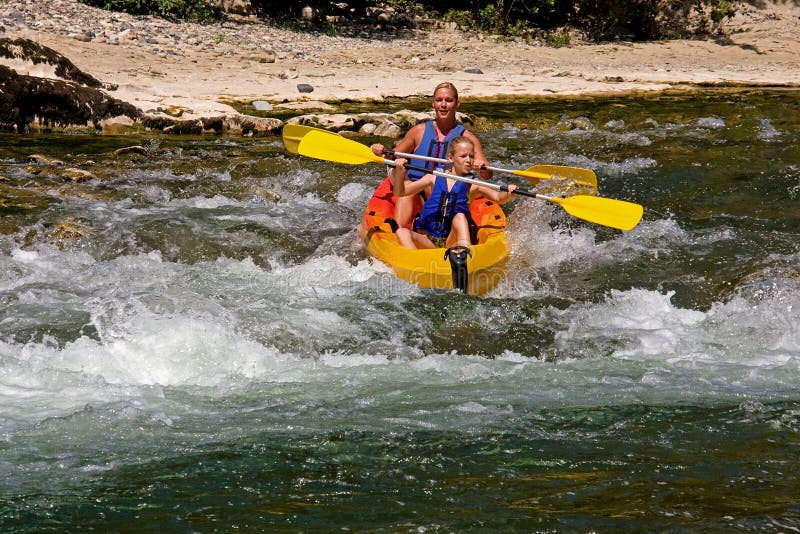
[79,0,738,42]
[79,0,220,22]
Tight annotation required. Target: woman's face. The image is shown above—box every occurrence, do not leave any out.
[432,87,459,119]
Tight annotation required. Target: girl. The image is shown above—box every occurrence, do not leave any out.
[392,136,516,250]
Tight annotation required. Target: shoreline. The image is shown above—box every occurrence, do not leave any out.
[1,0,800,129]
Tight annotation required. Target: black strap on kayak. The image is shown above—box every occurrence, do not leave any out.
[444,245,472,293]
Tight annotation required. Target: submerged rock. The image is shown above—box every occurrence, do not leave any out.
[114,145,149,156]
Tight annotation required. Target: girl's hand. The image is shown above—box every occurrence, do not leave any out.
[371,143,385,156]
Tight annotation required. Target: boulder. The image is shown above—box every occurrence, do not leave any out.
[0,37,104,88]
[61,168,96,183]
[0,65,140,132]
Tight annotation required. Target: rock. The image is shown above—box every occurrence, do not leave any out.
[464,68,483,74]
[555,116,594,131]
[141,115,177,131]
[225,114,282,136]
[297,83,314,93]
[208,0,253,15]
[61,167,96,182]
[252,100,273,111]
[49,217,92,244]
[256,50,276,63]
[0,37,104,88]
[373,119,402,137]
[0,183,57,211]
[289,113,356,131]
[163,119,204,134]
[100,115,136,133]
[0,65,141,132]
[27,154,64,166]
[359,123,377,134]
[114,145,148,156]
[275,100,335,111]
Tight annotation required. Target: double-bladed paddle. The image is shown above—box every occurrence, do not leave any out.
[296,130,643,231]
[282,123,598,192]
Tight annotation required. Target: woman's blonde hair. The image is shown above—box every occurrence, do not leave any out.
[433,82,459,100]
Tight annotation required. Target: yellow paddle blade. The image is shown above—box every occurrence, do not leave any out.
[514,164,598,191]
[550,195,643,231]
[297,130,385,165]
[282,124,334,154]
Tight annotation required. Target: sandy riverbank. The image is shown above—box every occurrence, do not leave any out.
[2,0,800,120]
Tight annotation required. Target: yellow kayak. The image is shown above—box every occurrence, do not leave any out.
[357,177,509,295]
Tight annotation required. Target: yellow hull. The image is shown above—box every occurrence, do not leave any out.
[358,177,509,295]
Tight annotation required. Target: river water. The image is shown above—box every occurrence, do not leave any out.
[1,89,799,531]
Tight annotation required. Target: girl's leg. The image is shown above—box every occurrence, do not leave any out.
[447,213,472,248]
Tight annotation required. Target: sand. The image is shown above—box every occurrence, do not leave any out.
[3,0,799,118]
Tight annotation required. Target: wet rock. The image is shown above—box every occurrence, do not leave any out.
[61,167,96,182]
[141,115,177,131]
[27,154,64,166]
[49,217,92,246]
[287,109,475,138]
[114,145,148,156]
[228,114,283,136]
[555,116,594,131]
[164,119,204,134]
[289,113,356,131]
[0,183,57,211]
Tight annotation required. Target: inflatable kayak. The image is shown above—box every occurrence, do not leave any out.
[357,177,509,295]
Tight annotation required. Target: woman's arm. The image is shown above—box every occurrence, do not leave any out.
[393,159,433,197]
[371,123,424,157]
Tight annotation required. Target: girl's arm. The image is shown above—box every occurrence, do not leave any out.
[470,183,517,204]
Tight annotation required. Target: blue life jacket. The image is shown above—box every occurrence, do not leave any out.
[414,175,471,238]
[406,121,466,181]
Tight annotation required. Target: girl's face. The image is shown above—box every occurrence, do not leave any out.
[432,87,459,119]
[448,141,474,174]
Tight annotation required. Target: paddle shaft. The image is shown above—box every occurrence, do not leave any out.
[385,148,595,185]
[400,163,546,200]
[387,148,516,175]
[285,125,596,188]
[297,129,642,230]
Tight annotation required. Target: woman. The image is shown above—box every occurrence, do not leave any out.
[370,82,491,231]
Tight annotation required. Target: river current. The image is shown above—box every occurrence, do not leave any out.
[1,89,799,531]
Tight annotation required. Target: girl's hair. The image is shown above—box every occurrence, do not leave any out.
[433,82,459,100]
[448,135,474,155]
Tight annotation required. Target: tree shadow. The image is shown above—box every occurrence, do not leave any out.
[706,0,799,54]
